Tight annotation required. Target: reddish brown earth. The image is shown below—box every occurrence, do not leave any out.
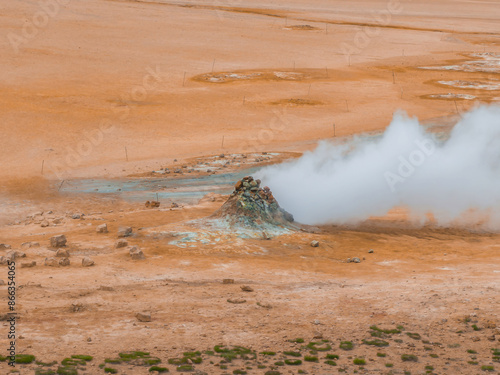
[0,0,499,374]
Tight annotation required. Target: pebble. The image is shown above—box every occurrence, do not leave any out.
[129,246,145,260]
[135,312,151,322]
[56,248,70,257]
[50,234,67,248]
[96,223,108,233]
[310,240,319,247]
[241,285,254,292]
[118,227,133,238]
[368,249,374,253]
[115,239,128,248]
[82,257,95,267]
[352,257,361,263]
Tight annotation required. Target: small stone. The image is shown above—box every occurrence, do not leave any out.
[50,234,67,248]
[118,227,132,238]
[227,298,246,304]
[313,319,321,325]
[471,336,480,342]
[40,220,50,227]
[222,279,234,284]
[171,202,179,208]
[72,214,82,219]
[0,244,11,250]
[115,239,128,248]
[0,280,5,285]
[99,285,115,291]
[0,256,7,265]
[21,242,39,249]
[240,285,254,292]
[487,335,496,341]
[59,258,70,266]
[44,257,59,267]
[20,261,36,268]
[136,312,151,322]
[96,223,108,233]
[352,257,361,263]
[82,257,95,267]
[56,248,70,257]
[310,240,320,247]
[87,337,92,342]
[368,249,374,253]
[313,331,323,339]
[347,258,351,263]
[52,218,63,225]
[129,246,145,260]
[6,250,26,260]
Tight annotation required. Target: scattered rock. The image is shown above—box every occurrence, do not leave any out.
[0,280,4,285]
[129,246,145,260]
[20,261,36,268]
[368,249,374,253]
[50,234,67,248]
[347,258,351,263]
[21,242,39,249]
[471,336,480,342]
[171,202,179,208]
[313,331,324,339]
[310,240,319,247]
[56,248,70,257]
[72,214,82,219]
[82,257,95,267]
[222,279,234,284]
[136,312,151,322]
[115,239,128,248]
[40,220,50,227]
[227,298,246,304]
[96,223,108,233]
[44,257,59,267]
[256,302,272,309]
[99,285,115,291]
[145,200,160,208]
[71,303,85,312]
[241,285,254,292]
[352,257,361,263]
[118,227,132,238]
[0,244,11,250]
[0,256,7,265]
[52,218,63,225]
[6,250,26,260]
[59,258,70,266]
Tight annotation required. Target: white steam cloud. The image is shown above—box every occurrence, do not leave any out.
[258,105,500,227]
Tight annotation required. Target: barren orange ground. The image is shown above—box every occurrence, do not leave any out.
[0,0,499,374]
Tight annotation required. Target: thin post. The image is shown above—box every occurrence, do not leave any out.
[454,100,459,114]
[392,71,396,84]
[212,59,215,73]
[125,146,129,161]
[58,180,65,191]
[333,123,336,137]
[221,136,225,148]
[41,160,44,174]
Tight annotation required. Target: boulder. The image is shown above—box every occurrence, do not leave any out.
[129,246,145,260]
[135,312,151,322]
[96,223,108,233]
[6,250,26,260]
[115,239,128,249]
[44,257,59,267]
[310,240,320,247]
[118,227,132,238]
[50,234,67,248]
[59,258,70,266]
[82,257,95,267]
[55,248,70,257]
[20,261,36,268]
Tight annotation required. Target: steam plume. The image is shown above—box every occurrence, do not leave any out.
[257,106,500,227]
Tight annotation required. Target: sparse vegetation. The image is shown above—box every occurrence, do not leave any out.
[304,355,318,362]
[284,359,302,365]
[15,354,36,364]
[401,354,418,362]
[340,341,354,350]
[363,338,389,347]
[481,365,494,372]
[353,358,366,365]
[149,366,169,373]
[406,332,421,340]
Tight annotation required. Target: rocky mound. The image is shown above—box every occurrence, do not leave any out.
[207,176,295,232]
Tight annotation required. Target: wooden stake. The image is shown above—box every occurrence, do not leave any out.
[41,160,44,174]
[333,123,336,137]
[58,180,65,191]
[221,136,225,148]
[454,100,459,114]
[125,146,129,161]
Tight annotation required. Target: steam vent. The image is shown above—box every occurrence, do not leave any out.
[209,176,295,232]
